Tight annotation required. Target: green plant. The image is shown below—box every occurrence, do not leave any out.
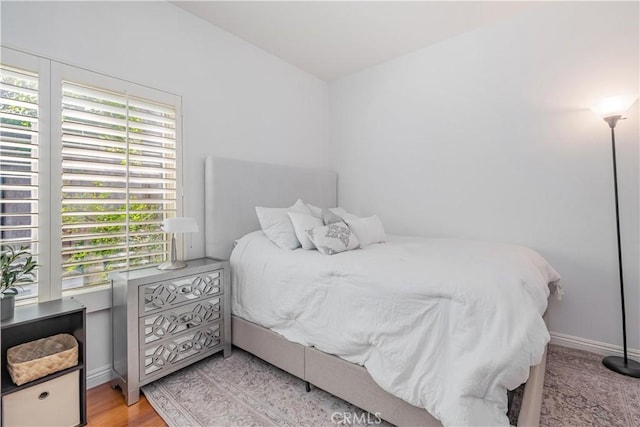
[1,246,37,296]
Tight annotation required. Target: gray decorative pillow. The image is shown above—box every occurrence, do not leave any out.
[305,202,323,218]
[329,207,360,222]
[321,208,343,225]
[306,222,360,255]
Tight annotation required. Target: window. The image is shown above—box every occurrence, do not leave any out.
[60,81,178,291]
[0,64,40,300]
[0,47,182,303]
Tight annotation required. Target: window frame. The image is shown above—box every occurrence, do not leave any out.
[1,46,184,309]
[51,63,183,300]
[1,47,52,304]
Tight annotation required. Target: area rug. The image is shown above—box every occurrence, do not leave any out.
[511,345,640,426]
[143,345,640,426]
[142,349,391,426]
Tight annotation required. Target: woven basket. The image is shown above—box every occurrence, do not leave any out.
[7,333,78,386]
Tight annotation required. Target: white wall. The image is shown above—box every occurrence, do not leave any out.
[1,1,329,379]
[2,0,638,384]
[1,0,329,259]
[329,2,640,350]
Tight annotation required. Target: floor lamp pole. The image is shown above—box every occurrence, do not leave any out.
[601,115,640,377]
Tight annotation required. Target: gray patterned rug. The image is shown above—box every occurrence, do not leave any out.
[142,345,640,426]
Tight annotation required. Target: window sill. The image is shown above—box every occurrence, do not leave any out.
[15,285,111,315]
[65,285,111,314]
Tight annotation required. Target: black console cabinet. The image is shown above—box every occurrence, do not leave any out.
[1,298,87,426]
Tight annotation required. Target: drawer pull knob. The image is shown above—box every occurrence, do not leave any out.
[38,391,49,400]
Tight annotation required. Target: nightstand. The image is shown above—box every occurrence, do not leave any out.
[110,258,230,405]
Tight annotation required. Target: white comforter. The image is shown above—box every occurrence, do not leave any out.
[231,231,560,426]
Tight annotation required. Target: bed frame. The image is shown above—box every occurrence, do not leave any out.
[204,156,547,426]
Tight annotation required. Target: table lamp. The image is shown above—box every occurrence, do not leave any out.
[158,217,199,270]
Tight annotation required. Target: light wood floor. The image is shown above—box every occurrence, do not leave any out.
[87,383,166,427]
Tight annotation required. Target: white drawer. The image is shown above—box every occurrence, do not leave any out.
[2,370,80,427]
[139,296,222,345]
[139,270,222,315]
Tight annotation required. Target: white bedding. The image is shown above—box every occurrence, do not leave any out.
[230,231,560,426]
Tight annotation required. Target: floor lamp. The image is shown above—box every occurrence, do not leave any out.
[593,94,640,378]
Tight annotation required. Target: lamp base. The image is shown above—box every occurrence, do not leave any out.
[157,260,188,270]
[602,356,640,378]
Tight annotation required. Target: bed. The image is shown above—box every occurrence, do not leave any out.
[204,156,557,426]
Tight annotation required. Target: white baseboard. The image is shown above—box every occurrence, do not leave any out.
[87,364,113,389]
[550,331,640,360]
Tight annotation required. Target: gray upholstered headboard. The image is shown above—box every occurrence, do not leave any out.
[204,156,337,259]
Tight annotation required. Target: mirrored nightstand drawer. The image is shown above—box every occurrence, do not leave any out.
[139,296,222,345]
[139,322,223,381]
[138,270,222,315]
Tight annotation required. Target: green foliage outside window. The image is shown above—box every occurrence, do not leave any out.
[60,98,171,287]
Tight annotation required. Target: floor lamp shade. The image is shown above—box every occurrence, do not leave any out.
[594,94,640,378]
[158,217,199,270]
[592,95,638,119]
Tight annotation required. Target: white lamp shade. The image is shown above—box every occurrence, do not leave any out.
[592,94,638,119]
[161,217,199,233]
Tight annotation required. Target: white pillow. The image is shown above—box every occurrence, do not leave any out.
[287,211,323,250]
[306,222,359,255]
[345,215,386,247]
[305,202,323,218]
[256,199,311,249]
[329,207,360,222]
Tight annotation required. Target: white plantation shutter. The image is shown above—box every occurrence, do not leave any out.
[2,49,182,303]
[60,81,178,291]
[0,64,40,300]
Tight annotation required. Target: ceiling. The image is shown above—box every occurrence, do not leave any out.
[173,1,541,81]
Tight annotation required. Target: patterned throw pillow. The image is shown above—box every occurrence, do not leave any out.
[306,222,359,255]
